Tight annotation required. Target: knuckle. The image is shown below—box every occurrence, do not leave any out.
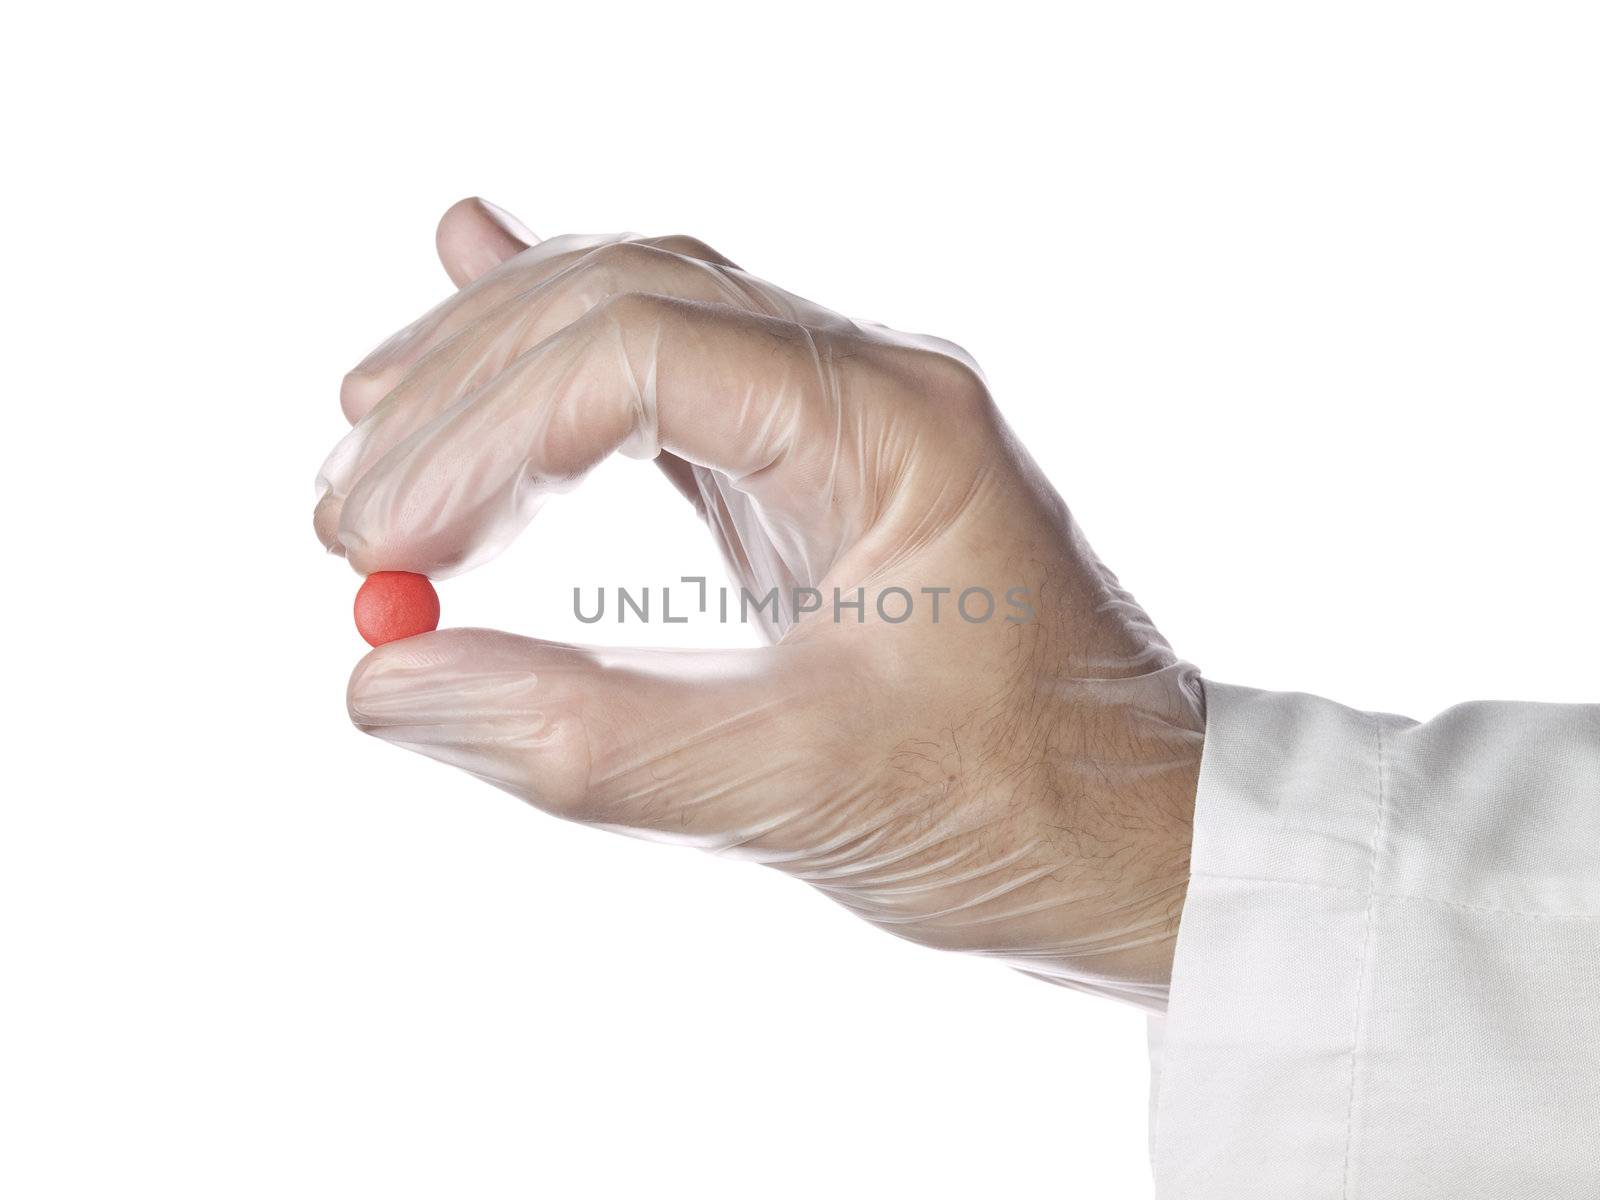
[591,288,667,325]
[585,239,655,273]
[645,233,733,265]
[527,716,599,818]
[935,354,990,408]
[580,240,693,291]
[883,342,992,411]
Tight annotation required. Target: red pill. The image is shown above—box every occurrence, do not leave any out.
[354,571,440,647]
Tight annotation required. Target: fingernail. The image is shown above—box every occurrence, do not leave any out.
[348,658,549,786]
[476,198,537,246]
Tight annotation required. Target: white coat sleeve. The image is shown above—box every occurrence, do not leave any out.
[1149,681,1600,1199]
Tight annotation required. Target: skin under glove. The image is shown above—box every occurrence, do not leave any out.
[315,199,1205,1008]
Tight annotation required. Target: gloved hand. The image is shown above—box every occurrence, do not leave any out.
[315,198,1205,1009]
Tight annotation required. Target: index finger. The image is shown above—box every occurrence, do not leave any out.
[334,293,882,580]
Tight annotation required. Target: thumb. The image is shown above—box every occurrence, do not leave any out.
[435,196,538,287]
[347,628,850,851]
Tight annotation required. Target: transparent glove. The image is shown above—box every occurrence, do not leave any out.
[315,198,1205,1010]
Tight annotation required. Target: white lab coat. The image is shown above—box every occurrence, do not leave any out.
[1149,682,1600,1198]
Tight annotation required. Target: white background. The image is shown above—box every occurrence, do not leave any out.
[3,3,1596,1196]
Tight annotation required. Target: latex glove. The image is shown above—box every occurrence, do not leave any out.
[315,198,1205,1009]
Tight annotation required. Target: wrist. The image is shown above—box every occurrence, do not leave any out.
[1029,659,1204,1008]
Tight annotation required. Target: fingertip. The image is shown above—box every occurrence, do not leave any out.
[339,366,398,425]
[346,629,464,730]
[313,492,346,557]
[342,628,587,807]
[436,197,537,287]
